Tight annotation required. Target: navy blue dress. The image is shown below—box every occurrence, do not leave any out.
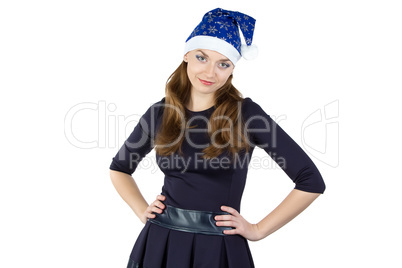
[110,97,326,268]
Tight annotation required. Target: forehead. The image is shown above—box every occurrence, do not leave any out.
[192,49,231,61]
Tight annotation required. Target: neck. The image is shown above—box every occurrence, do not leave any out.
[186,91,215,112]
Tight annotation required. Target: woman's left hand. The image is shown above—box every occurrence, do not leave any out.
[215,206,262,241]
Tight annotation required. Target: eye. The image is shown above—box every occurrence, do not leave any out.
[195,55,206,62]
[219,62,230,68]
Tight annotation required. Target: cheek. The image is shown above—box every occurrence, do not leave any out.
[188,64,203,76]
[187,65,201,85]
[187,64,197,79]
[217,71,232,84]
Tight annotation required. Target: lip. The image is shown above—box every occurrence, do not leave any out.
[198,78,215,86]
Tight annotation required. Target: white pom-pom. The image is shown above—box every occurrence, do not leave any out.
[241,44,258,60]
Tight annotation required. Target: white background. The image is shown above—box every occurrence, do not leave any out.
[1,0,401,267]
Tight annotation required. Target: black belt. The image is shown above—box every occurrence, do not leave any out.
[148,204,234,236]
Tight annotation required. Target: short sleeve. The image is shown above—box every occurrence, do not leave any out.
[242,97,326,194]
[109,98,165,175]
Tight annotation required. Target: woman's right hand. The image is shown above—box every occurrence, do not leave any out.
[141,194,166,224]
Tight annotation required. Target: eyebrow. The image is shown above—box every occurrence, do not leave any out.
[196,50,231,62]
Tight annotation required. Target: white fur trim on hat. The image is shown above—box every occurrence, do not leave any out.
[184,36,242,65]
[241,44,259,60]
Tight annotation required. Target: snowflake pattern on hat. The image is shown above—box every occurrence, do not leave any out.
[185,8,256,56]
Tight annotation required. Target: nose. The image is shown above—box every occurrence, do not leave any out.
[204,63,215,78]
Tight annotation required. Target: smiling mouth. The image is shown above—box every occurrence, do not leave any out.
[198,78,215,86]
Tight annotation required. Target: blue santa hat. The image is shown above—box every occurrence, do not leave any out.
[184,8,258,65]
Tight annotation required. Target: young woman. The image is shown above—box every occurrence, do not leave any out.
[110,8,325,268]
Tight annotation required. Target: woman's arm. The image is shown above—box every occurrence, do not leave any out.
[109,99,166,224]
[110,170,166,224]
[255,189,320,239]
[217,98,325,240]
[110,170,149,224]
[216,189,320,241]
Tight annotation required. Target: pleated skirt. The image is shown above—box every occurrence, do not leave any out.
[127,220,255,268]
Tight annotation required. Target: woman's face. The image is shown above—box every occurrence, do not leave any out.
[184,49,234,96]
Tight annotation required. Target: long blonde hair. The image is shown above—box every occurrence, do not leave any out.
[154,61,250,161]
